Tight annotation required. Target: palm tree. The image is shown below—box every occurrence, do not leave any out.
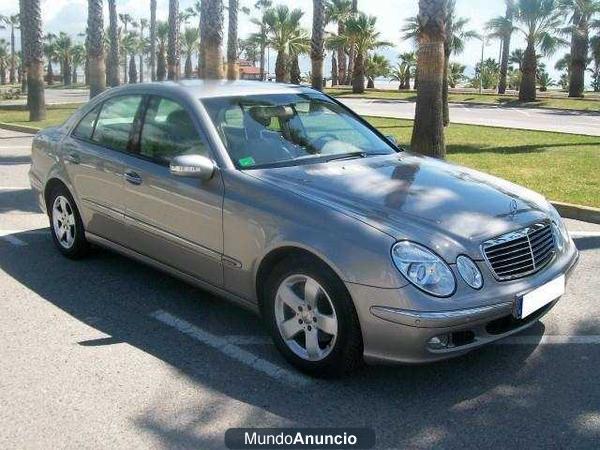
[54,32,73,85]
[559,0,600,97]
[397,51,416,89]
[326,0,353,85]
[448,61,466,87]
[249,0,273,81]
[204,0,224,79]
[346,0,358,85]
[1,15,20,85]
[156,21,169,81]
[150,0,157,80]
[138,18,148,82]
[182,27,199,78]
[333,13,390,94]
[514,0,565,101]
[227,0,239,80]
[364,54,390,88]
[42,33,57,85]
[311,0,326,90]
[411,0,448,158]
[0,40,8,84]
[71,44,85,84]
[509,47,525,70]
[122,32,138,83]
[119,13,133,83]
[325,32,340,84]
[264,5,307,82]
[88,0,106,97]
[106,0,119,86]
[486,1,516,94]
[443,3,479,126]
[167,0,179,80]
[20,0,46,120]
[590,35,600,90]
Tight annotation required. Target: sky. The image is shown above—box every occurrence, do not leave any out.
[0,0,568,82]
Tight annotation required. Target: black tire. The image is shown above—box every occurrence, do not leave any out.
[47,184,89,259]
[262,255,364,378]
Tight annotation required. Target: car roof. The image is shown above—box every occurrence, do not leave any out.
[112,80,317,99]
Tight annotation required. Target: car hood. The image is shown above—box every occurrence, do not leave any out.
[249,153,553,261]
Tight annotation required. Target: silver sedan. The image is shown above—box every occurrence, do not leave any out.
[29,81,579,377]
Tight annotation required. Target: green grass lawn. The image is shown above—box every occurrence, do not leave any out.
[0,106,597,207]
[0,104,80,129]
[367,117,600,208]
[326,88,600,112]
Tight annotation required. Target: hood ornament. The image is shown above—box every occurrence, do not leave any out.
[509,199,518,219]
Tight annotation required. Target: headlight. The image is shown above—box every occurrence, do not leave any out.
[547,205,569,251]
[391,242,456,297]
[456,255,483,290]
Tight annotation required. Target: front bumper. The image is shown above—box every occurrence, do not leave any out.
[348,243,579,365]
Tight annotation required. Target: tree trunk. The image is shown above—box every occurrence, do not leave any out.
[411,0,447,158]
[0,63,6,84]
[167,0,179,80]
[331,52,338,86]
[275,51,288,83]
[198,0,207,78]
[259,41,266,81]
[139,54,144,83]
[337,22,346,85]
[185,54,192,78]
[311,0,325,91]
[63,59,72,85]
[442,51,449,127]
[72,66,77,84]
[205,0,224,79]
[47,61,54,85]
[367,77,374,88]
[20,0,46,121]
[519,40,537,102]
[107,0,120,86]
[352,51,365,94]
[346,0,357,85]
[87,0,106,98]
[290,55,301,84]
[568,13,588,98]
[10,25,16,84]
[227,0,239,80]
[128,54,137,83]
[157,48,166,81]
[150,0,156,81]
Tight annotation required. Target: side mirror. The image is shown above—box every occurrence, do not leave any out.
[170,154,216,181]
[385,135,399,146]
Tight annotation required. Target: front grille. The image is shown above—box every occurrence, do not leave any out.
[482,222,556,281]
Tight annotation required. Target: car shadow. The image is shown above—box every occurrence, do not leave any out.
[1,232,598,448]
[0,189,40,214]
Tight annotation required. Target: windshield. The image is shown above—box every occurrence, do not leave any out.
[202,93,397,169]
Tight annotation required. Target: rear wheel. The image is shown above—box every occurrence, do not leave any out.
[48,185,89,259]
[263,255,363,377]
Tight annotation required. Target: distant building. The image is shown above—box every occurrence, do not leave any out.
[238,60,261,80]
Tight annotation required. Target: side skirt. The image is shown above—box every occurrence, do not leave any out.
[85,232,260,315]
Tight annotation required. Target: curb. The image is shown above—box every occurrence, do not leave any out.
[0,121,598,225]
[551,201,600,225]
[0,122,39,134]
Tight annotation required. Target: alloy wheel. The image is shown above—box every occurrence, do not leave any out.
[52,195,76,249]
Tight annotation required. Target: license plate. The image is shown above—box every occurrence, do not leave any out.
[516,275,565,319]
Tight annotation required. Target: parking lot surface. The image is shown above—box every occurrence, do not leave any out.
[1,128,599,449]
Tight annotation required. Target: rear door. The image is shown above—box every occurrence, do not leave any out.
[63,95,144,244]
[120,95,225,286]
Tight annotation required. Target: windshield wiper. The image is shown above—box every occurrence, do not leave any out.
[325,151,367,162]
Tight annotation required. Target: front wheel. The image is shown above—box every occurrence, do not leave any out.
[263,256,363,377]
[48,185,89,259]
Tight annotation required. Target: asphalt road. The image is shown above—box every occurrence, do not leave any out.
[337,98,600,136]
[1,127,600,449]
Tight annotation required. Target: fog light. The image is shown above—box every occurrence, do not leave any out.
[427,334,450,350]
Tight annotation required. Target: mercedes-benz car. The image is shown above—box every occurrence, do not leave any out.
[29,81,579,377]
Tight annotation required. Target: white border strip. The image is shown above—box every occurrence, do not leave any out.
[150,310,311,387]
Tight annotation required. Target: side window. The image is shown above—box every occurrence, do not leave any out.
[72,105,100,140]
[92,95,143,152]
[139,96,207,164]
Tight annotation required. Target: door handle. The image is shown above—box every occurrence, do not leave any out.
[124,170,143,185]
[64,152,80,164]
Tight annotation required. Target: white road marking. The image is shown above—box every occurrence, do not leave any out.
[150,310,311,387]
[0,186,30,191]
[0,145,31,149]
[497,335,600,345]
[0,228,48,246]
[0,234,27,246]
[226,335,272,345]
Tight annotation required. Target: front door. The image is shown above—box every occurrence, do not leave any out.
[121,95,224,286]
